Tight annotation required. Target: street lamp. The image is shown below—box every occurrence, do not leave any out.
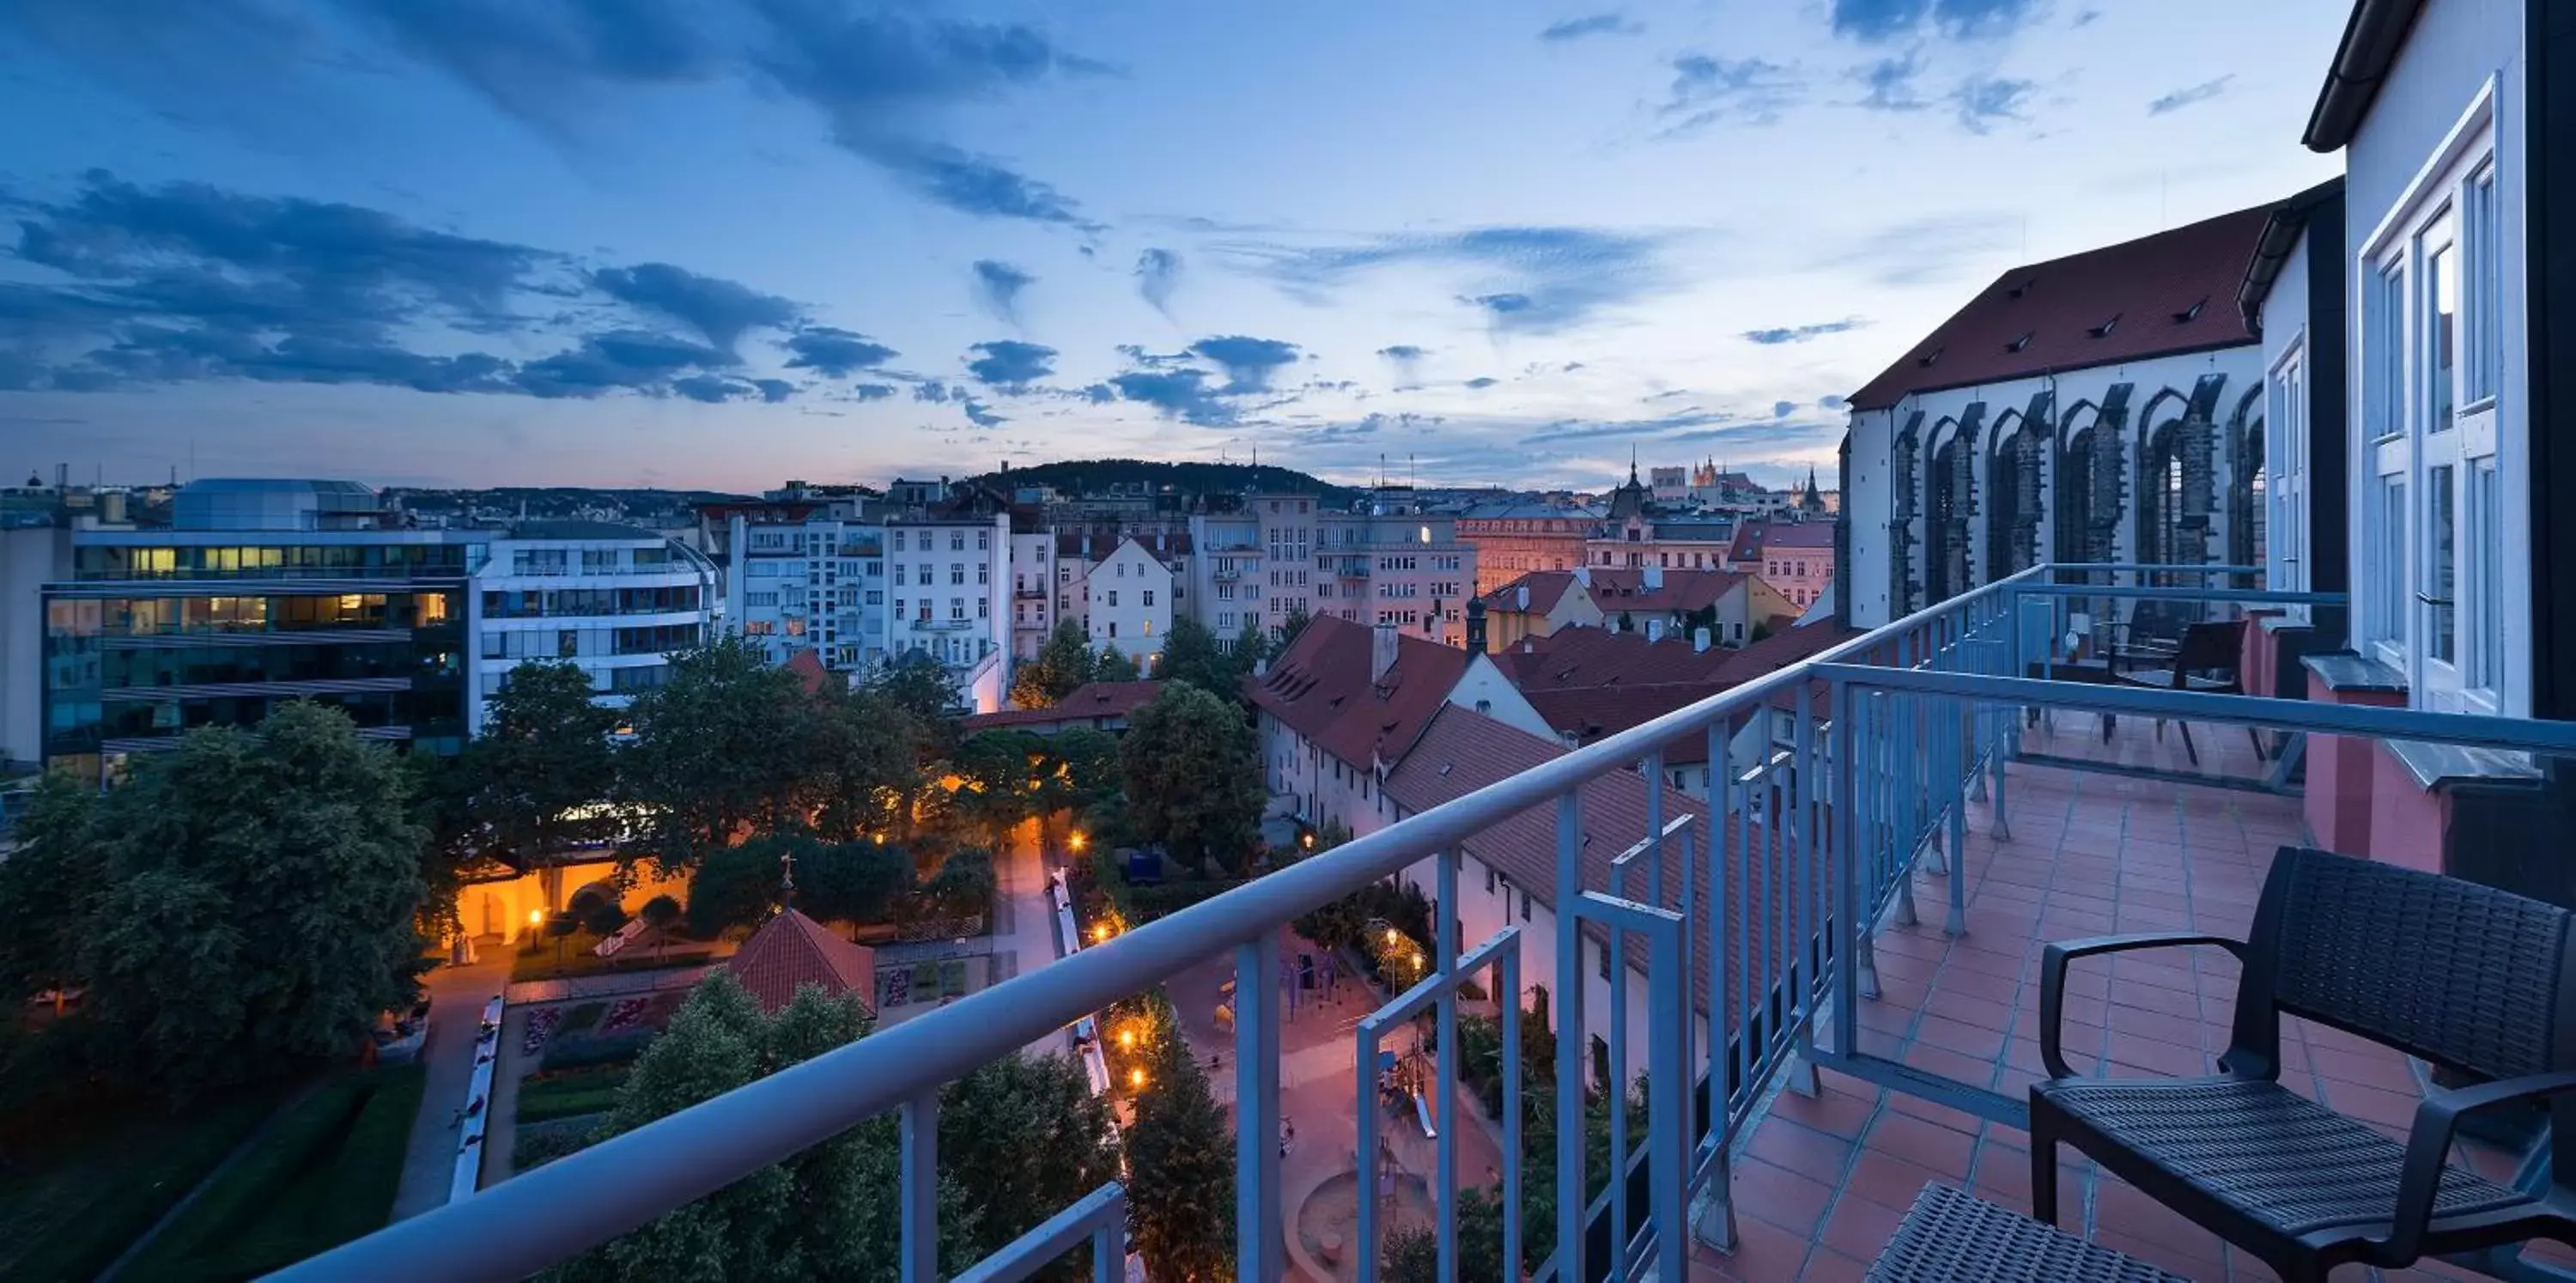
[1129,1067,1147,1091]
[1069,831,1087,853]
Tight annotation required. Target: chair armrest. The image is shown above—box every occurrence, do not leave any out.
[2039,933,2246,1080]
[2381,1069,2576,1262]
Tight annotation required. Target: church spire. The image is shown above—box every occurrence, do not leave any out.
[1628,443,1639,486]
[779,844,797,914]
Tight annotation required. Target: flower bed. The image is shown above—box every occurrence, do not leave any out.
[595,997,650,1037]
[520,1006,562,1057]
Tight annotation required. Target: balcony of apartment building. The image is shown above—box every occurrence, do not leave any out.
[284,563,2576,1283]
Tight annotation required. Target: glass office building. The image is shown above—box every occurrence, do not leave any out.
[41,480,480,780]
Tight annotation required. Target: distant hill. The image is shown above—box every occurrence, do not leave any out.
[980,459,1362,505]
[385,486,756,525]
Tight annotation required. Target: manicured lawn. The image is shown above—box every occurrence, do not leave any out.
[0,1085,285,1283]
[509,931,714,982]
[515,1064,630,1125]
[118,1063,428,1283]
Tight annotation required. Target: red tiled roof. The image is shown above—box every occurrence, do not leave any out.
[1245,614,1468,772]
[1478,570,1580,612]
[1846,203,2275,411]
[1512,622,1862,761]
[1492,627,1736,691]
[1054,527,1192,560]
[961,680,1165,732]
[783,649,832,696]
[1580,568,1747,616]
[1764,521,1836,550]
[725,908,878,1013]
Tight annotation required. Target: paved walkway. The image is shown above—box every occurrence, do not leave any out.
[995,823,1072,1060]
[391,959,509,1220]
[502,963,709,1006]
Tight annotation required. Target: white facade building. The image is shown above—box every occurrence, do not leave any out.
[725,510,1012,713]
[1841,207,2279,629]
[1084,538,1174,668]
[1009,529,1054,660]
[467,521,718,729]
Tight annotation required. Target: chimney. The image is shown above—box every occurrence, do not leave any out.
[1465,597,1488,653]
[1522,638,1536,654]
[1370,623,1399,684]
[1515,584,1529,611]
[1693,626,1711,654]
[1646,617,1665,643]
[1642,563,1663,591]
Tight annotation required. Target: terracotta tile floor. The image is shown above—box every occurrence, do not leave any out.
[1692,721,2556,1282]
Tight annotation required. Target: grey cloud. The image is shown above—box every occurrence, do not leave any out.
[1188,335,1301,392]
[592,261,800,351]
[1742,318,1866,344]
[1815,213,2017,285]
[1949,74,2035,134]
[2147,76,2233,115]
[1657,54,1804,134]
[964,339,1057,388]
[1219,226,1672,335]
[971,259,1035,323]
[1134,248,1182,316]
[1539,13,1642,41]
[783,326,899,377]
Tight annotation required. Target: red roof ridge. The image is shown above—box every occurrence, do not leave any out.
[725,907,878,1012]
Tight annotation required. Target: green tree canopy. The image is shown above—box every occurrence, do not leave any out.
[1091,647,1141,683]
[1124,1035,1236,1279]
[797,682,920,842]
[465,660,621,866]
[866,651,963,758]
[949,730,1043,846]
[621,637,813,870]
[1120,684,1267,875]
[1039,727,1122,818]
[550,971,983,1283]
[939,1052,1123,1268]
[1010,620,1097,710]
[685,834,815,938]
[3,702,429,1098]
[1276,603,1313,652]
[1154,614,1228,693]
[794,841,913,926]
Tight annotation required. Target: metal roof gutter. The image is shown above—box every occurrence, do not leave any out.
[2302,0,2430,151]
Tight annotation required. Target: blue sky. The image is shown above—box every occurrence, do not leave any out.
[0,0,2345,492]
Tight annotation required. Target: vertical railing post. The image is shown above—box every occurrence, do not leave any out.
[1355,1009,1383,1274]
[1501,946,1524,1283]
[901,1091,940,1283]
[1994,583,2017,841]
[1236,930,1283,1283]
[1831,672,1862,1045]
[1436,848,1461,1283]
[1786,680,1820,1098]
[1607,858,1631,1280]
[1649,913,1691,1283]
[1854,691,1881,1003]
[1553,790,1586,1283]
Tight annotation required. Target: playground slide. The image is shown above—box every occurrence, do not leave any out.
[1411,1088,1437,1139]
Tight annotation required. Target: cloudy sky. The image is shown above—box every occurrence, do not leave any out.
[0,0,2344,493]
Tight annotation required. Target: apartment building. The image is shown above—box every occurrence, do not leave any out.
[1084,537,1174,669]
[725,508,1012,713]
[1455,500,1597,596]
[466,521,718,730]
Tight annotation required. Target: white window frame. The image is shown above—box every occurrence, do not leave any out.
[2269,339,2313,623]
[2354,76,2506,713]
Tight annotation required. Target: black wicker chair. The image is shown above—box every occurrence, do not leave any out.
[2030,846,2576,1282]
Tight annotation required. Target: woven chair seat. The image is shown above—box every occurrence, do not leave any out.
[1868,1184,2186,1282]
[2034,1077,2533,1236]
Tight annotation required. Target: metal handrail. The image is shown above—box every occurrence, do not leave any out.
[281,562,2415,1283]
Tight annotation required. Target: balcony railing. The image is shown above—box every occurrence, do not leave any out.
[280,562,2576,1283]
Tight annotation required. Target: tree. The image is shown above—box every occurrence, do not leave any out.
[920,847,996,920]
[622,637,814,870]
[795,841,912,926]
[640,894,683,963]
[1155,614,1228,693]
[1276,603,1313,651]
[0,774,105,1012]
[465,660,620,867]
[1040,727,1122,820]
[1234,618,1275,676]
[28,702,428,1098]
[686,834,815,938]
[550,971,984,1283]
[867,650,963,757]
[1010,620,1097,709]
[950,731,1042,846]
[941,1053,1122,1268]
[1120,684,1266,875]
[1092,647,1140,682]
[1124,1036,1235,1280]
[799,683,920,842]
